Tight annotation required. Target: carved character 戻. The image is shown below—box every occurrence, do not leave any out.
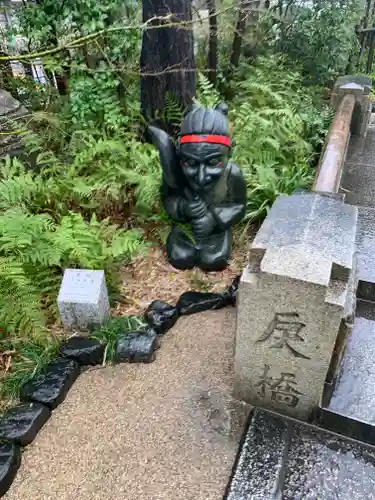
[149,103,247,271]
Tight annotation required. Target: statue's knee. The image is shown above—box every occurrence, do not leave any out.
[198,232,232,272]
[166,228,197,270]
[198,252,230,272]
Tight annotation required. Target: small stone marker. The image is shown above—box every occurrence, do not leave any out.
[57,269,110,330]
[234,192,358,420]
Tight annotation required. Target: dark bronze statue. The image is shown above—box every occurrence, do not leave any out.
[149,103,247,272]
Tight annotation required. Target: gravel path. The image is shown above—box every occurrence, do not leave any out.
[5,309,248,500]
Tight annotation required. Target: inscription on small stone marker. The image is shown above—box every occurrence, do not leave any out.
[255,364,303,408]
[60,271,97,302]
[257,312,310,360]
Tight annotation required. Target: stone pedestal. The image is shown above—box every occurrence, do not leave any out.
[234,192,358,420]
[330,75,372,138]
[0,90,27,158]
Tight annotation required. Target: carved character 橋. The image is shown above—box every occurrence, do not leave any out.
[149,103,247,271]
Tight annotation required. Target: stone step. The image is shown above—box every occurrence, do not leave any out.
[317,300,375,448]
[356,207,375,301]
[225,407,375,500]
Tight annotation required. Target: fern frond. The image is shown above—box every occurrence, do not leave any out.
[0,256,47,336]
[196,72,221,108]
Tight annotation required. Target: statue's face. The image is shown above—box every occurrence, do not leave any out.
[180,143,229,193]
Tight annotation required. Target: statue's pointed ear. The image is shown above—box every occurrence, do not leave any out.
[215,102,229,115]
[148,125,179,189]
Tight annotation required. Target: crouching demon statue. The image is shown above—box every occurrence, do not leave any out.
[149,103,247,272]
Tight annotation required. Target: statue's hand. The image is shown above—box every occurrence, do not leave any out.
[185,197,207,220]
[192,212,216,239]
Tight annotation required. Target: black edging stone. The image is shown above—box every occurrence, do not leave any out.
[144,300,179,335]
[20,358,80,410]
[145,327,161,350]
[60,336,105,366]
[177,274,241,315]
[177,291,229,315]
[222,274,241,306]
[115,330,158,363]
[0,442,21,497]
[0,403,51,447]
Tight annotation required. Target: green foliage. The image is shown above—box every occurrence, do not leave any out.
[69,69,127,133]
[0,335,60,402]
[196,72,221,108]
[17,0,127,46]
[0,150,149,337]
[226,56,331,223]
[267,0,362,85]
[91,315,146,362]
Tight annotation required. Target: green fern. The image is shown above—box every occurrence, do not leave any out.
[226,56,330,225]
[196,72,221,108]
[0,202,146,336]
[164,92,185,128]
[0,256,47,336]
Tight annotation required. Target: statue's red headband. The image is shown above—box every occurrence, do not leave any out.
[180,134,232,147]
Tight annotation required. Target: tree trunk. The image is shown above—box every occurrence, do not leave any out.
[140,0,196,128]
[36,1,70,95]
[367,31,375,73]
[230,0,248,68]
[359,0,374,67]
[207,0,218,84]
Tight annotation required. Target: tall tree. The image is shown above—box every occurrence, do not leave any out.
[230,0,248,68]
[140,0,196,128]
[207,0,218,84]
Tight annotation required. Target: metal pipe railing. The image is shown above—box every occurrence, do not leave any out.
[312,93,356,194]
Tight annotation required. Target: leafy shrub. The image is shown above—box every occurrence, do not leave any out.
[91,315,146,362]
[0,154,148,337]
[0,334,60,403]
[198,56,332,224]
[269,0,361,86]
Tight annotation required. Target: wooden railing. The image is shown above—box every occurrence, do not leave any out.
[312,94,356,194]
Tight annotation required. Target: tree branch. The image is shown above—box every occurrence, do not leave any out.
[0,8,233,62]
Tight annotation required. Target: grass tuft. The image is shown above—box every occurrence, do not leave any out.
[90,316,147,364]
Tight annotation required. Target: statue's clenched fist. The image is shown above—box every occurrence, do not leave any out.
[184,197,207,219]
[192,212,215,238]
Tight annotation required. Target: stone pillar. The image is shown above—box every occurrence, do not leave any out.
[0,89,27,158]
[234,192,358,420]
[330,75,372,138]
[57,269,110,330]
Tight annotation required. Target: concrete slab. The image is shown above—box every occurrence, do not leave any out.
[345,128,375,165]
[326,301,375,429]
[342,162,375,207]
[355,207,375,301]
[4,310,248,500]
[226,408,375,500]
[342,128,375,207]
